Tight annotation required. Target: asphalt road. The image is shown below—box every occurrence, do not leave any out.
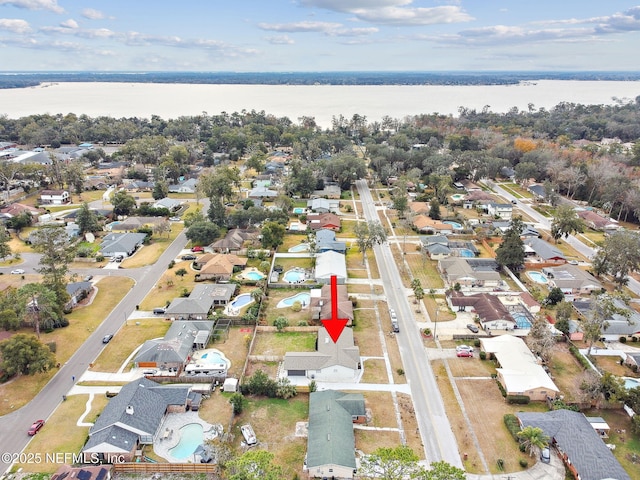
[356,179,462,467]
[0,227,190,474]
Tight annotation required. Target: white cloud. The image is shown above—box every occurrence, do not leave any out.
[0,17,30,33]
[258,20,377,36]
[299,0,472,26]
[265,35,295,45]
[0,0,63,13]
[59,18,78,29]
[81,8,105,20]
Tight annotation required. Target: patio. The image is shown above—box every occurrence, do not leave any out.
[153,411,222,463]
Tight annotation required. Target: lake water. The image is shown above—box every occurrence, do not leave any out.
[1,80,639,128]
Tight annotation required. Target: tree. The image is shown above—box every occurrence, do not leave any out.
[175,268,187,279]
[63,160,85,194]
[185,221,220,246]
[429,198,441,220]
[393,191,409,219]
[527,317,555,363]
[152,180,169,200]
[273,316,289,332]
[495,217,525,272]
[226,450,283,480]
[229,392,246,414]
[183,209,205,228]
[275,377,297,399]
[0,226,11,260]
[0,308,20,331]
[18,282,66,336]
[554,301,574,335]
[76,202,100,234]
[7,211,33,232]
[592,230,640,287]
[359,445,422,480]
[550,204,585,242]
[208,196,227,226]
[517,426,549,457]
[354,220,387,264]
[582,294,630,354]
[29,226,76,291]
[545,287,564,306]
[111,190,137,216]
[0,333,56,376]
[418,461,466,480]
[260,221,285,250]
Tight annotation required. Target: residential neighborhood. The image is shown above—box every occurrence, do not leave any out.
[0,104,639,480]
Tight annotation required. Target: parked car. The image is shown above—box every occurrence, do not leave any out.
[28,419,45,436]
[540,447,551,464]
[11,269,25,274]
[191,246,204,253]
[83,275,93,282]
[456,345,474,353]
[466,324,479,333]
[102,334,113,344]
[153,308,166,315]
[181,254,197,261]
[456,350,473,358]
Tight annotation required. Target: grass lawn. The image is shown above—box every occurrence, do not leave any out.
[120,223,183,269]
[231,395,308,478]
[15,393,109,473]
[138,260,199,310]
[353,300,384,357]
[272,256,314,273]
[91,318,172,372]
[346,247,370,278]
[0,276,133,415]
[261,288,314,327]
[405,253,445,290]
[251,331,316,356]
[592,354,640,378]
[7,231,35,254]
[547,342,587,402]
[199,390,234,428]
[361,358,388,383]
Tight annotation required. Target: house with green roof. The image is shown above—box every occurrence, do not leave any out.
[306,390,366,479]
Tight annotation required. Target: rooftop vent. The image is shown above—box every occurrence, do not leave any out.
[125,405,134,415]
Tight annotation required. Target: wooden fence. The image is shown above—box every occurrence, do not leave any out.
[113,462,217,475]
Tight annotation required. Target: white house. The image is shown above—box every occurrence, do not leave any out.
[40,189,70,205]
[315,250,347,284]
[487,202,513,220]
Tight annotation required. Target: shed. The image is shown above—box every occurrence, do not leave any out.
[223,377,238,392]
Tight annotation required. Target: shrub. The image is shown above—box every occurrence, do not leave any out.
[496,459,504,471]
[519,459,528,468]
[479,351,487,360]
[506,395,531,404]
[397,368,405,376]
[519,443,527,453]
[496,379,507,397]
[620,336,627,343]
[291,301,302,313]
[95,254,104,262]
[229,393,246,414]
[46,342,57,353]
[568,345,591,369]
[168,260,175,269]
[297,321,308,326]
[274,316,289,331]
[474,339,481,348]
[504,414,521,442]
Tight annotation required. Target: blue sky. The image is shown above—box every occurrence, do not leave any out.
[1,0,639,71]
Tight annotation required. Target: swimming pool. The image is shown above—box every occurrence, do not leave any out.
[288,243,310,253]
[283,269,305,283]
[512,314,532,329]
[230,293,254,309]
[443,221,463,230]
[201,351,224,363]
[527,271,549,284]
[624,377,640,390]
[244,270,265,281]
[457,248,475,257]
[450,194,465,201]
[277,292,311,308]
[169,423,203,460]
[293,207,305,214]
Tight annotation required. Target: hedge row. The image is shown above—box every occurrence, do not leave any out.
[504,414,521,442]
[507,395,531,404]
[569,345,591,370]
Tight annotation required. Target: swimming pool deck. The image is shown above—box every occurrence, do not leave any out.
[154,411,221,463]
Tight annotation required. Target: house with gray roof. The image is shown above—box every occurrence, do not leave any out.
[152,197,182,211]
[282,326,360,382]
[572,297,640,341]
[315,229,346,254]
[248,185,278,199]
[315,250,347,284]
[168,178,197,193]
[307,197,339,214]
[487,202,513,220]
[306,390,365,479]
[83,378,190,462]
[517,409,631,480]
[524,237,566,264]
[99,232,147,258]
[65,281,93,309]
[438,258,501,289]
[164,284,235,320]
[542,265,602,295]
[134,320,213,371]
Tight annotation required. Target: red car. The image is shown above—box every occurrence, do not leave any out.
[456,350,473,358]
[28,419,45,436]
[191,246,204,253]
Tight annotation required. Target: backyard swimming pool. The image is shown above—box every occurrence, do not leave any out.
[293,207,305,214]
[243,270,265,281]
[277,292,311,308]
[230,293,254,309]
[624,377,640,390]
[169,423,203,460]
[527,271,549,284]
[443,221,463,230]
[288,243,310,253]
[512,313,532,329]
[450,194,466,201]
[283,269,306,283]
[456,248,475,257]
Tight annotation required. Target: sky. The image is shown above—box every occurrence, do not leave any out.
[1,0,640,72]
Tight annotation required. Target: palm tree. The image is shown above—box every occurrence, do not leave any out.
[518,426,549,457]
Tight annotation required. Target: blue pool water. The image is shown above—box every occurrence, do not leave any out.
[457,249,475,257]
[513,314,532,329]
[200,352,224,363]
[443,221,463,230]
[169,423,203,460]
[244,271,265,281]
[527,271,549,284]
[450,194,465,201]
[624,377,640,390]
[288,243,310,253]
[293,207,305,214]
[283,269,305,283]
[277,292,311,308]
[230,293,254,309]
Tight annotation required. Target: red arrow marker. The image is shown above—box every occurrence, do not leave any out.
[321,275,349,343]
